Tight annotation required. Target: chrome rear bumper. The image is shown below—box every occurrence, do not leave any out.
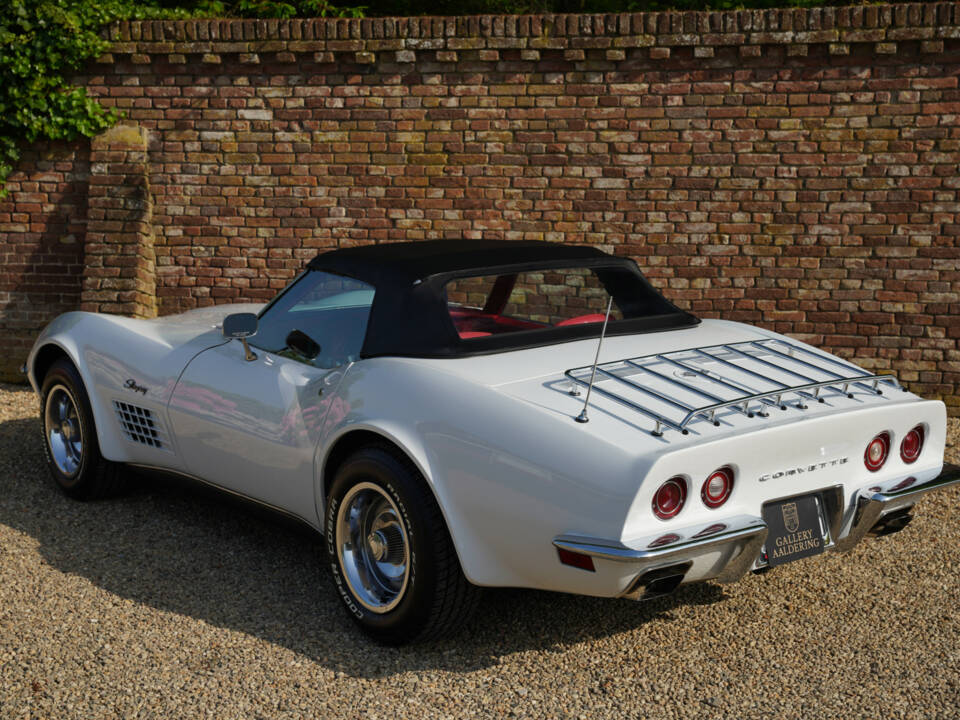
[554,515,769,595]
[553,463,960,599]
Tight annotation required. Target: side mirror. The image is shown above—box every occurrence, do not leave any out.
[222,313,258,339]
[223,313,259,361]
[285,329,321,361]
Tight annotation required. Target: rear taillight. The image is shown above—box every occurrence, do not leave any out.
[653,477,687,520]
[864,432,890,472]
[900,425,924,464]
[701,467,734,508]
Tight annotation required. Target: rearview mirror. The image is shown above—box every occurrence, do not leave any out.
[285,329,321,361]
[223,313,258,339]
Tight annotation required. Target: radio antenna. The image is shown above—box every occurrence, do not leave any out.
[575,295,614,424]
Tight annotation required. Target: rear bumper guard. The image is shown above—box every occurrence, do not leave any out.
[552,463,960,597]
[834,462,960,552]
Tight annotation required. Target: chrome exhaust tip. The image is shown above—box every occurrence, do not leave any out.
[624,562,691,601]
[869,507,914,537]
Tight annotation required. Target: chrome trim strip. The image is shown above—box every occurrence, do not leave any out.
[835,463,960,552]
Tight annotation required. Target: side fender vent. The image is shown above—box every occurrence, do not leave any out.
[113,401,169,451]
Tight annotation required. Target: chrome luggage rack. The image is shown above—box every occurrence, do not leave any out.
[565,338,905,437]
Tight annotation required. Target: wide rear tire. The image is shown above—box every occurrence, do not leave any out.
[39,359,125,500]
[325,446,479,645]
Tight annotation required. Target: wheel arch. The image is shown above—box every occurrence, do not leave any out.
[29,341,77,392]
[317,422,485,587]
[319,425,437,509]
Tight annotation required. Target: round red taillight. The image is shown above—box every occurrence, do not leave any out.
[864,432,890,472]
[653,477,687,520]
[900,426,924,464]
[701,467,734,509]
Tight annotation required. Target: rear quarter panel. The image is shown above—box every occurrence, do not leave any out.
[318,357,644,594]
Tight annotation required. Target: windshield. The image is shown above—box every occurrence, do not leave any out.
[251,271,375,367]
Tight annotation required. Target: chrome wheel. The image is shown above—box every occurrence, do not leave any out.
[44,385,84,477]
[335,482,410,614]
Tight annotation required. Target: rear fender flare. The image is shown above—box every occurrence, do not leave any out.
[313,421,486,580]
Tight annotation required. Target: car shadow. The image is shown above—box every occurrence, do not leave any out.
[0,414,726,678]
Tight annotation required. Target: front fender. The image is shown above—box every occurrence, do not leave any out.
[27,315,131,462]
[27,310,230,468]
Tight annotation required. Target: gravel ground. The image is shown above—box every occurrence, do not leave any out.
[1,381,958,720]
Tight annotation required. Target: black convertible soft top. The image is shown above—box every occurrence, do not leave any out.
[307,239,610,284]
[305,240,699,358]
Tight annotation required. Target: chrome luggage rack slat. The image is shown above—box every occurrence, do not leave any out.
[565,338,905,437]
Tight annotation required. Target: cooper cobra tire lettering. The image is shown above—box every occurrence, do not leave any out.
[324,445,478,644]
[325,496,338,546]
[325,495,364,619]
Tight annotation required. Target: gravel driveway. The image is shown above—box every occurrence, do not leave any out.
[1,382,958,719]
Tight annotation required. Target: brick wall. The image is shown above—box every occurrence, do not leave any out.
[0,4,958,411]
[0,143,88,381]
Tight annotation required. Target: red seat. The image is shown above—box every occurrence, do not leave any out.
[556,313,607,327]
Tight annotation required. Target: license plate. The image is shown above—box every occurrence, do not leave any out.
[762,494,826,568]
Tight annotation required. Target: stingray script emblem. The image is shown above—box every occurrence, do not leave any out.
[782,502,800,533]
[124,379,148,395]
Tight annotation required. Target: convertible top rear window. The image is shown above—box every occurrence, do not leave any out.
[443,263,689,345]
[446,268,626,340]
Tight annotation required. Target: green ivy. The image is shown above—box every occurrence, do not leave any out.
[0,1,120,190]
[0,0,362,194]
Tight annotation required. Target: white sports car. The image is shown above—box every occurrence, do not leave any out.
[25,240,959,644]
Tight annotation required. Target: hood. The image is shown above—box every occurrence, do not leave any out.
[138,303,265,348]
